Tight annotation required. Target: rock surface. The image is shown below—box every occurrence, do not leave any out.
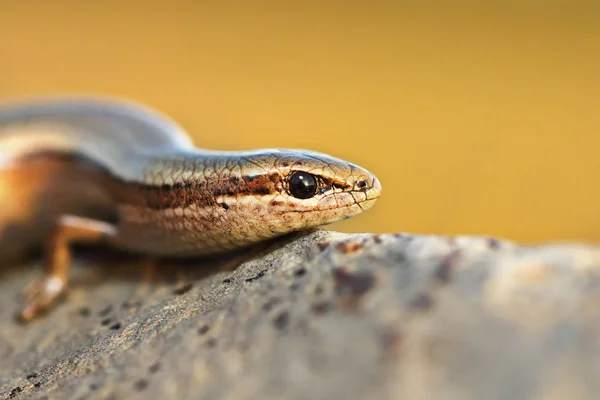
[1,230,600,400]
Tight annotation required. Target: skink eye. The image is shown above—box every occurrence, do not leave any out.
[289,171,318,199]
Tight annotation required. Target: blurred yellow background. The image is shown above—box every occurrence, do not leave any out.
[1,1,599,244]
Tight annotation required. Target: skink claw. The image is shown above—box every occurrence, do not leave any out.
[19,276,68,322]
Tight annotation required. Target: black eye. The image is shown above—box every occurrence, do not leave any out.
[288,171,318,199]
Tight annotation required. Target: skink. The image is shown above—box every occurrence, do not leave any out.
[0,96,382,321]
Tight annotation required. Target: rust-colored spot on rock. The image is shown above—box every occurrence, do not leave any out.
[317,242,330,251]
[435,250,460,284]
[333,267,376,311]
[335,241,362,254]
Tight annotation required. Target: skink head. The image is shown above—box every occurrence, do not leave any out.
[231,149,382,235]
[136,149,382,254]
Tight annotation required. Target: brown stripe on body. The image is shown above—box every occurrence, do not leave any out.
[117,169,352,211]
[127,172,354,211]
[119,171,283,210]
[14,152,283,210]
[14,151,354,213]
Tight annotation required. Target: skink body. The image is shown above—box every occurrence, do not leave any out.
[0,96,381,321]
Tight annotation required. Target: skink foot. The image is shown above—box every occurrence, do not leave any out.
[16,215,116,323]
[19,276,69,322]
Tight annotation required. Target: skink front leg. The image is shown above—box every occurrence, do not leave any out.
[19,215,117,322]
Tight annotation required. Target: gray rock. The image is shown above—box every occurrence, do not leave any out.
[1,230,600,400]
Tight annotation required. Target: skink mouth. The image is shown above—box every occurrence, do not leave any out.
[350,175,381,211]
[366,175,382,200]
